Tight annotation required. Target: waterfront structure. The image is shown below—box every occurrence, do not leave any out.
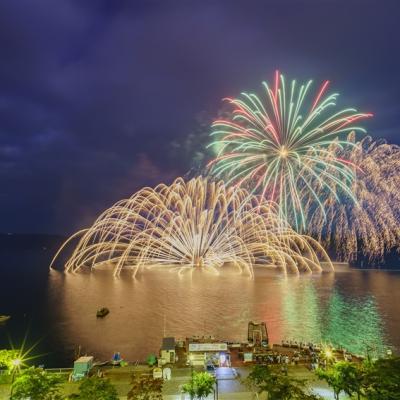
[187,337,230,367]
[160,337,176,364]
[72,356,93,380]
[248,321,269,347]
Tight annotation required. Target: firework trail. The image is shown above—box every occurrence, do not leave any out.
[208,71,372,231]
[51,177,333,276]
[307,133,400,261]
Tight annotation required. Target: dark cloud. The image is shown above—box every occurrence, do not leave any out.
[1,0,400,233]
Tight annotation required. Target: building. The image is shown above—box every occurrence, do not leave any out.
[72,356,93,380]
[187,339,230,367]
[160,337,176,364]
[248,321,269,347]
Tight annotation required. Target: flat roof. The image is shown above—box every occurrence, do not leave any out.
[75,356,94,363]
[162,337,175,350]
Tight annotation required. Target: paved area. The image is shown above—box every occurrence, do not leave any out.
[0,365,344,399]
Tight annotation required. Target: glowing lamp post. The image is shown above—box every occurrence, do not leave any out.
[323,348,334,368]
[189,354,194,378]
[325,349,333,359]
[188,354,194,400]
[10,358,22,398]
[214,377,219,400]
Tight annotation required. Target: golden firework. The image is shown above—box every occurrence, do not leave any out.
[307,133,400,261]
[51,177,333,276]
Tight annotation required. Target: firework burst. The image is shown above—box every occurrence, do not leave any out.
[307,133,400,261]
[208,71,372,231]
[51,177,333,276]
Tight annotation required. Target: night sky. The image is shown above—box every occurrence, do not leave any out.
[1,0,400,234]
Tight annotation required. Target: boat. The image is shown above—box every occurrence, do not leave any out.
[0,315,11,323]
[96,308,110,318]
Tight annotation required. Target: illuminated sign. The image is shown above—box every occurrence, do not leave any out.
[189,343,228,352]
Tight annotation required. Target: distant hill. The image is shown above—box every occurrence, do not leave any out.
[349,249,400,269]
[0,233,68,273]
[1,233,399,270]
[0,233,66,250]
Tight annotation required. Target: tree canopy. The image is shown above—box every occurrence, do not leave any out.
[315,356,400,400]
[247,365,321,400]
[182,371,216,400]
[0,349,20,371]
[362,357,400,400]
[10,367,63,400]
[75,376,118,400]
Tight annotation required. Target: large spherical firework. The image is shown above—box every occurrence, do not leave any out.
[51,177,333,276]
[307,134,400,261]
[208,71,372,231]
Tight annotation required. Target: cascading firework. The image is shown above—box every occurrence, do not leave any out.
[207,71,372,231]
[51,177,333,276]
[307,133,400,261]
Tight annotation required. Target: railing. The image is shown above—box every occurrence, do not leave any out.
[45,368,73,373]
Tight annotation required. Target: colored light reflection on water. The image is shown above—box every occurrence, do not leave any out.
[42,264,398,365]
[281,278,385,356]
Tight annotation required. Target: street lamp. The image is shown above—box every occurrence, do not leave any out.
[10,358,22,398]
[189,354,194,378]
[322,348,334,368]
[325,349,333,359]
[188,354,194,400]
[213,378,219,400]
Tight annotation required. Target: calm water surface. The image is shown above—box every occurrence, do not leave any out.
[50,265,400,363]
[1,259,399,367]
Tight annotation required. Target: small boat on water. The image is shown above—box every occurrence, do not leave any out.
[96,308,110,318]
[0,315,11,323]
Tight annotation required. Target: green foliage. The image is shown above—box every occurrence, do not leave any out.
[315,361,364,399]
[182,371,216,400]
[315,356,400,400]
[246,365,321,400]
[127,373,163,400]
[362,357,400,400]
[0,349,20,371]
[76,376,118,400]
[315,364,345,400]
[10,367,63,400]
[146,354,157,367]
[334,361,363,399]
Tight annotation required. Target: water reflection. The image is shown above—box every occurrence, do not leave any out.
[324,291,384,355]
[48,266,397,364]
[281,275,386,356]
